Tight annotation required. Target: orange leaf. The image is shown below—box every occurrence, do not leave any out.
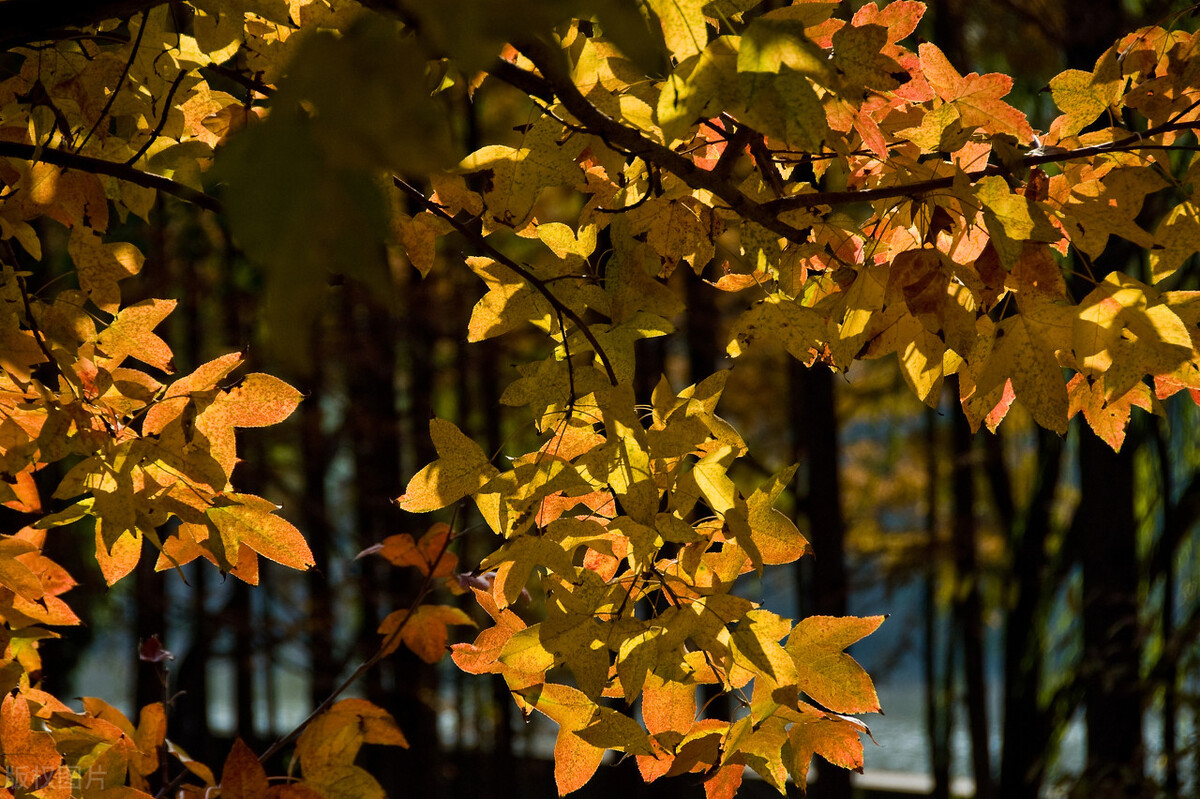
[379,604,476,663]
[220,738,269,799]
[1,693,61,789]
[703,763,745,799]
[553,729,604,795]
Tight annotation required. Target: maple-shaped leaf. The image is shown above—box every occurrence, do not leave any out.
[970,302,1073,433]
[296,698,407,775]
[397,418,499,512]
[363,522,457,577]
[1048,49,1122,137]
[1067,375,1155,451]
[786,704,869,787]
[1074,272,1194,401]
[515,683,605,795]
[206,493,315,572]
[727,295,825,363]
[1056,166,1167,258]
[142,352,245,436]
[95,299,177,372]
[917,42,1034,140]
[378,603,476,663]
[67,228,144,313]
[459,116,586,230]
[785,614,884,714]
[1,692,61,789]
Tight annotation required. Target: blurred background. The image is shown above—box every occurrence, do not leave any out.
[14,0,1200,798]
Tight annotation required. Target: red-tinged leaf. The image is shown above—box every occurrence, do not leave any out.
[554,729,605,795]
[851,0,925,46]
[1,693,61,789]
[642,678,696,735]
[139,634,174,663]
[786,615,884,714]
[95,299,177,372]
[374,523,456,576]
[917,42,1034,140]
[2,467,41,514]
[378,604,476,663]
[142,352,245,435]
[787,710,867,787]
[1066,375,1154,451]
[703,763,745,799]
[207,494,315,571]
[451,588,528,675]
[207,373,303,428]
[220,738,269,799]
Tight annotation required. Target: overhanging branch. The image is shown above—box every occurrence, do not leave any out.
[0,141,221,212]
[0,0,169,50]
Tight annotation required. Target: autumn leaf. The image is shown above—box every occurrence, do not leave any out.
[785,615,884,714]
[397,418,500,512]
[296,699,408,774]
[206,493,315,572]
[378,604,476,662]
[95,299,177,372]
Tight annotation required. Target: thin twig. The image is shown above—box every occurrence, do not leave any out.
[125,69,188,165]
[392,176,619,386]
[76,9,147,153]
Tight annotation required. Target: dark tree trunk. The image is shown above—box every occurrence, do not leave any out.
[923,409,951,799]
[951,400,991,799]
[792,363,848,799]
[997,430,1062,799]
[1077,431,1143,797]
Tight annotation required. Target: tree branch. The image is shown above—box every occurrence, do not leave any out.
[512,37,812,244]
[0,0,170,50]
[392,176,619,386]
[0,141,220,212]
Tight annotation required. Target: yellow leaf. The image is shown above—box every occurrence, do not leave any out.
[786,615,884,714]
[206,493,315,571]
[397,418,500,512]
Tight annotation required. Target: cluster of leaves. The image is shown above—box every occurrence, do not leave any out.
[396,378,882,796]
[2,0,1200,796]
[0,2,427,794]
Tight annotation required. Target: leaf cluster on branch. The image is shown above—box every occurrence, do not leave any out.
[1,0,1200,796]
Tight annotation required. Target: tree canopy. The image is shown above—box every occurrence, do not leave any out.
[1,0,1200,796]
